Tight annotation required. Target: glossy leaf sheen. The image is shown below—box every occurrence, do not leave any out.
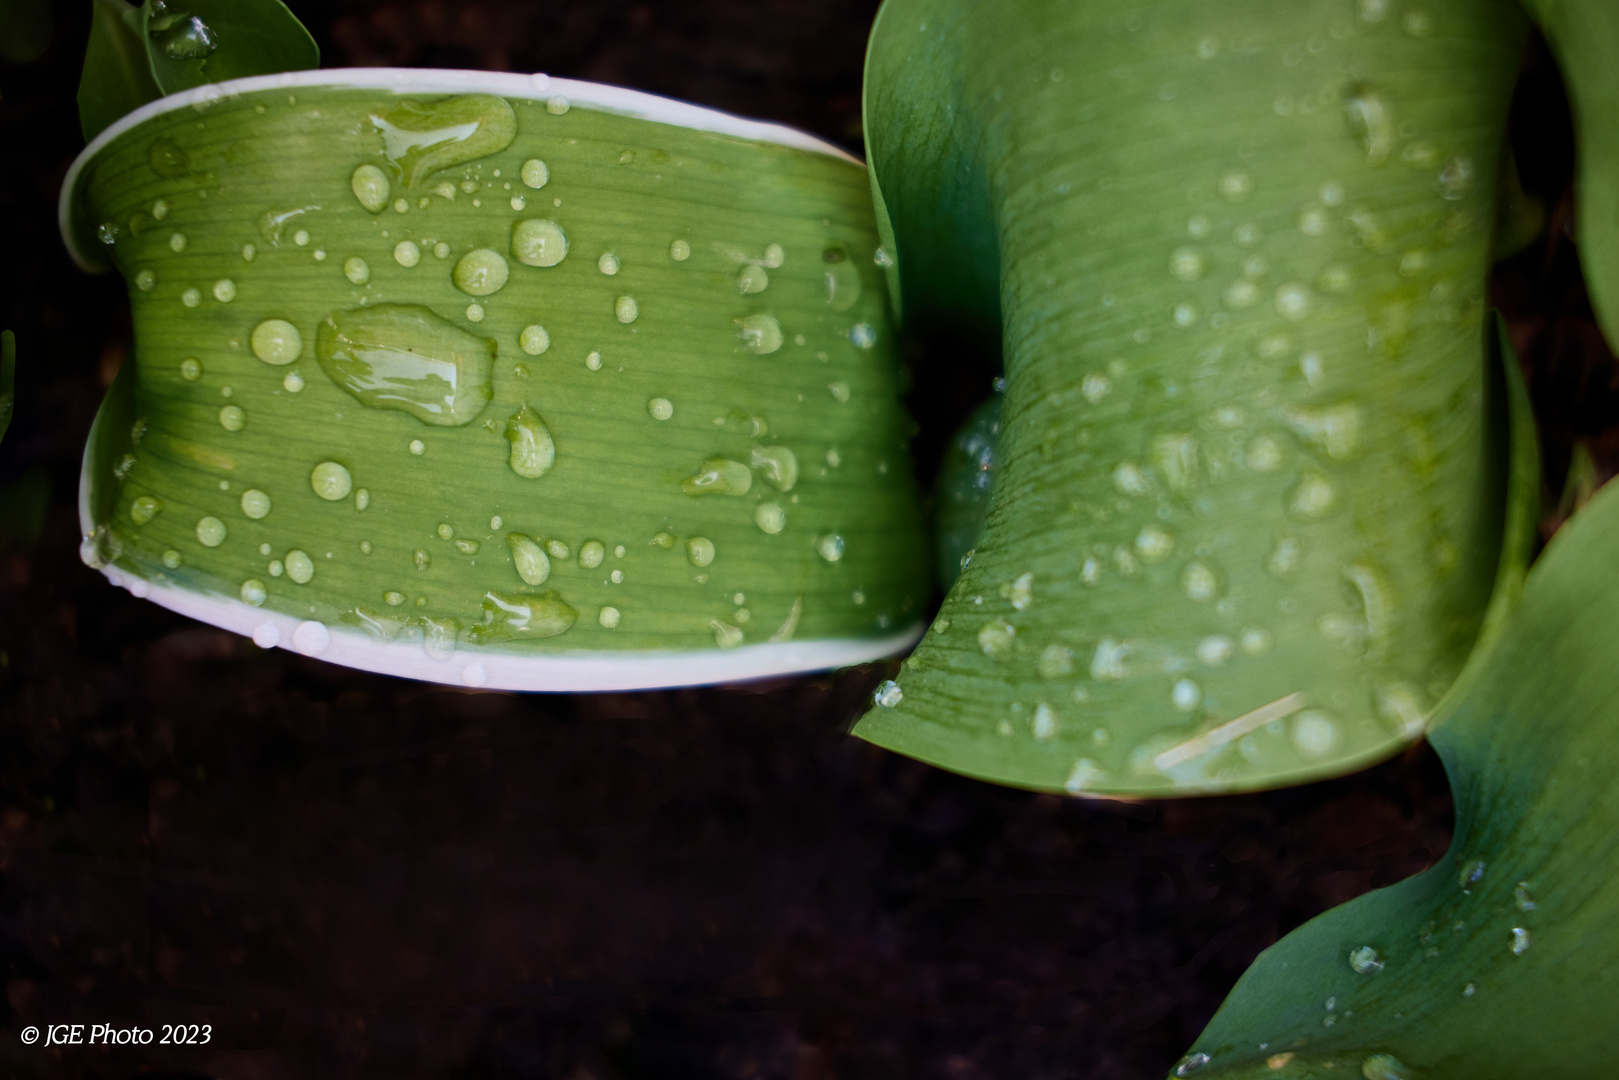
[855,0,1532,795]
[1175,474,1619,1080]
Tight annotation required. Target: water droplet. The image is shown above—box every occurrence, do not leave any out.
[615,295,639,323]
[410,439,426,455]
[288,619,329,657]
[464,302,485,322]
[1274,283,1312,321]
[506,218,570,268]
[520,158,549,188]
[736,264,769,294]
[1360,1053,1410,1080]
[1169,246,1205,282]
[1172,679,1202,712]
[251,319,303,365]
[1343,84,1394,166]
[196,516,226,547]
[816,534,845,562]
[595,251,621,276]
[751,445,798,491]
[240,489,271,519]
[868,680,904,709]
[1222,279,1259,308]
[177,357,202,381]
[180,288,201,308]
[669,239,692,261]
[737,313,783,354]
[1349,945,1384,974]
[849,323,877,349]
[519,325,550,355]
[433,242,450,259]
[545,95,570,114]
[168,232,188,253]
[752,503,786,534]
[505,406,556,479]
[578,540,605,569]
[316,304,495,425]
[236,578,267,607]
[161,549,182,569]
[1292,710,1339,759]
[1289,472,1338,518]
[1175,1051,1211,1077]
[392,240,421,267]
[285,549,315,584]
[369,94,517,189]
[1404,10,1434,37]
[584,350,603,371]
[1091,638,1129,681]
[589,605,618,630]
[504,533,551,585]
[345,164,391,215]
[686,537,716,567]
[1135,525,1175,563]
[135,268,157,292]
[1112,461,1150,497]
[644,397,674,421]
[976,618,1015,657]
[1195,635,1234,666]
[1218,171,1253,201]
[216,404,244,431]
[310,461,353,502]
[453,248,510,296]
[1064,758,1106,794]
[1181,561,1218,601]
[682,457,752,496]
[1457,858,1486,891]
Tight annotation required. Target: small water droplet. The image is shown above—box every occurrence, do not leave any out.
[1289,472,1337,518]
[754,503,786,534]
[585,350,603,371]
[135,268,157,292]
[217,404,245,431]
[179,357,202,380]
[615,295,639,323]
[410,439,426,455]
[196,516,226,547]
[1292,710,1339,759]
[1181,561,1218,601]
[1360,1053,1410,1080]
[1169,246,1205,281]
[647,397,673,420]
[181,288,201,308]
[849,323,877,349]
[816,533,845,562]
[578,540,605,569]
[597,252,621,276]
[670,239,691,261]
[1175,1051,1211,1077]
[285,549,315,584]
[686,536,716,567]
[505,533,551,585]
[519,325,550,355]
[1172,679,1202,711]
[169,232,188,253]
[1343,84,1394,165]
[240,489,271,520]
[391,240,419,267]
[736,264,770,294]
[1135,525,1175,562]
[1349,945,1384,974]
[452,248,510,296]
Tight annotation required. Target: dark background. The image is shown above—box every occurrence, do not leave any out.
[0,3,1610,1078]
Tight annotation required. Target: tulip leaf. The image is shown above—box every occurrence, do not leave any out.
[1169,472,1619,1080]
[63,75,929,689]
[1520,0,1619,349]
[78,0,162,142]
[855,0,1537,796]
[138,0,318,97]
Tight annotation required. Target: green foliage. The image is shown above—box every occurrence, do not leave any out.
[857,0,1533,796]
[77,0,318,142]
[1172,469,1619,1080]
[932,393,1000,590]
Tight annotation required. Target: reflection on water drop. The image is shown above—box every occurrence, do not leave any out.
[682,457,751,496]
[453,249,510,296]
[737,264,769,294]
[473,590,578,641]
[1343,83,1394,166]
[511,219,568,267]
[370,95,518,188]
[310,461,353,501]
[670,239,691,261]
[816,534,845,562]
[1349,945,1384,974]
[315,304,495,426]
[737,314,783,355]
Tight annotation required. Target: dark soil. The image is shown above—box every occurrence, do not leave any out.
[0,4,1608,1079]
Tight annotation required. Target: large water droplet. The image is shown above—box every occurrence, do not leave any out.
[309,461,352,501]
[506,533,551,585]
[736,264,769,294]
[823,246,862,312]
[682,457,752,496]
[240,489,271,519]
[1349,945,1384,974]
[251,319,303,365]
[520,158,549,188]
[471,590,578,641]
[737,314,783,355]
[196,516,226,547]
[873,680,903,708]
[816,534,845,562]
[350,164,391,213]
[686,537,715,567]
[978,618,1016,657]
[454,248,510,296]
[505,406,556,478]
[755,503,786,533]
[751,445,798,491]
[510,219,568,267]
[285,549,314,584]
[578,540,605,569]
[1343,83,1394,166]
[316,304,495,426]
[370,95,518,189]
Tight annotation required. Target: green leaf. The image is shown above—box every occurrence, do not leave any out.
[1169,463,1619,1080]
[0,330,13,446]
[138,0,318,97]
[1520,0,1619,349]
[932,393,1000,591]
[62,76,930,689]
[78,0,162,142]
[853,0,1536,796]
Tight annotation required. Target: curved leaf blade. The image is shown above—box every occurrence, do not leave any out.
[78,0,161,141]
[139,0,317,97]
